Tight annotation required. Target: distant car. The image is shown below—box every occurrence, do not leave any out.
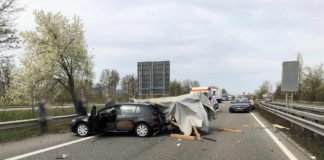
[222,94,228,101]
[249,99,255,110]
[229,98,251,113]
[71,103,166,137]
[264,98,272,103]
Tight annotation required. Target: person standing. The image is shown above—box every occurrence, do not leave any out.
[77,97,88,116]
[105,97,115,108]
[38,99,48,133]
[211,91,219,110]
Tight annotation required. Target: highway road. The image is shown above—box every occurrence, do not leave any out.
[0,102,310,160]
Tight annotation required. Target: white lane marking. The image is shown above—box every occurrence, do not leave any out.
[250,112,298,160]
[5,136,95,160]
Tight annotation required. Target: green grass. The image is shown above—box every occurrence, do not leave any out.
[0,101,32,107]
[0,108,75,122]
[0,120,71,144]
[0,105,106,143]
[0,105,105,122]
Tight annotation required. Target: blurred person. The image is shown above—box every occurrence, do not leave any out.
[211,91,219,110]
[211,91,217,104]
[77,96,88,116]
[38,99,49,133]
[105,97,116,107]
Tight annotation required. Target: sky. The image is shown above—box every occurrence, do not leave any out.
[11,0,324,94]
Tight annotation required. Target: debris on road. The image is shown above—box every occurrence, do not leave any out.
[176,143,181,147]
[171,134,195,140]
[170,120,202,141]
[202,137,217,142]
[56,153,69,159]
[152,130,160,137]
[170,121,179,127]
[91,136,98,144]
[216,128,243,133]
[272,124,290,133]
[192,126,202,141]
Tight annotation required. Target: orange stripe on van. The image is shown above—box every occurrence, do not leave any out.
[191,89,209,92]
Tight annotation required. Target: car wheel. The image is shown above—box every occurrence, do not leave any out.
[229,109,234,113]
[76,123,89,137]
[135,123,150,137]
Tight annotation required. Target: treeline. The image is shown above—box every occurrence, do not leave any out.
[169,79,200,96]
[0,0,201,105]
[255,55,324,102]
[273,64,324,102]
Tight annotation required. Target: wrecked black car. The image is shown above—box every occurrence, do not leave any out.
[71,103,166,137]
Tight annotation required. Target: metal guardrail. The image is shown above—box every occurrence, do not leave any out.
[0,114,76,130]
[271,102,324,114]
[258,102,324,136]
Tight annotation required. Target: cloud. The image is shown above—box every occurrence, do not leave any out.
[14,0,324,94]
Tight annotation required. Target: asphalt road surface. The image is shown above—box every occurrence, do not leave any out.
[0,102,310,160]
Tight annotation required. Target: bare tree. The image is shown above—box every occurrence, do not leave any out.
[99,68,111,92]
[255,80,272,99]
[109,70,120,95]
[99,69,120,95]
[301,64,324,101]
[170,80,184,96]
[121,74,137,97]
[181,79,200,93]
[297,53,303,100]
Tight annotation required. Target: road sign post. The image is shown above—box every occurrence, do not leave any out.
[281,61,300,108]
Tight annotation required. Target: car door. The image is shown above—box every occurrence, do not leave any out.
[116,105,138,131]
[88,106,97,131]
[97,106,119,131]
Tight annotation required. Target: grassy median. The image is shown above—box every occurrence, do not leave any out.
[0,104,105,122]
[0,120,71,144]
[0,107,76,122]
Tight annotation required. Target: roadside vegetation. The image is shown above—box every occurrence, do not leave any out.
[0,0,201,111]
[0,104,105,122]
[255,54,324,104]
[0,120,71,144]
[0,107,75,122]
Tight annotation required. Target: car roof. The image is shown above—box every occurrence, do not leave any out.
[115,102,152,106]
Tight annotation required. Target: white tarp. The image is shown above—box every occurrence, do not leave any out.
[134,92,215,135]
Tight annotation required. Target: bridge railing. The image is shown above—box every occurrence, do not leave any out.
[257,102,324,137]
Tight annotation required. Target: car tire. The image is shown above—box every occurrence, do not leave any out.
[76,123,89,137]
[135,123,151,137]
[229,109,234,113]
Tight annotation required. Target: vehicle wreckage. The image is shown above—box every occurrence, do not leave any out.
[133,92,216,136]
[71,92,216,137]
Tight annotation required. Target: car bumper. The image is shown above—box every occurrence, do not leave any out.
[230,107,250,112]
[70,122,77,133]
